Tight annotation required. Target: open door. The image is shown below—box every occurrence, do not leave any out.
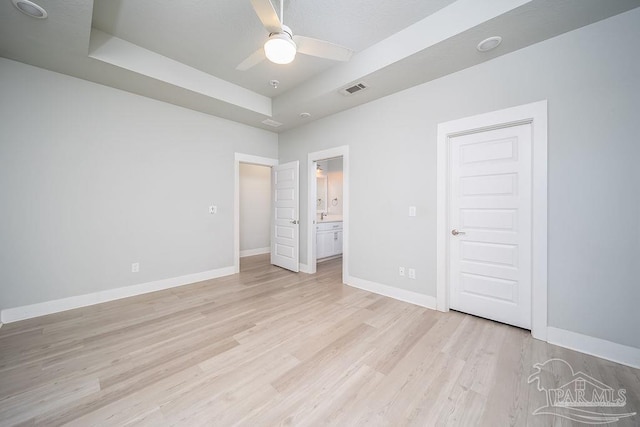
[271,161,299,272]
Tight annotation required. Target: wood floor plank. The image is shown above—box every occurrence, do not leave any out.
[0,254,638,426]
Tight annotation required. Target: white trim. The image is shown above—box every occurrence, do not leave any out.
[239,247,270,257]
[436,100,548,341]
[345,275,437,310]
[547,327,640,369]
[307,146,349,282]
[234,153,278,274]
[317,254,342,263]
[0,266,235,323]
[299,263,312,274]
[234,153,279,166]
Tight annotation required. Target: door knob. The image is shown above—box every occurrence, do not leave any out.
[290,220,299,224]
[451,229,466,236]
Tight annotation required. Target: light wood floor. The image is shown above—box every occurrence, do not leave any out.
[1,254,638,426]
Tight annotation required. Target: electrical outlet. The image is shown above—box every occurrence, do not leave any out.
[209,205,217,214]
[408,268,416,279]
[399,267,405,277]
[131,262,140,273]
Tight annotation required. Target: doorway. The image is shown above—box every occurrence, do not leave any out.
[307,146,349,282]
[234,153,278,273]
[238,163,272,271]
[436,101,548,340]
[314,157,343,264]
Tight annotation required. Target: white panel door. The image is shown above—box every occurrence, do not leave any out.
[449,124,532,329]
[271,161,299,272]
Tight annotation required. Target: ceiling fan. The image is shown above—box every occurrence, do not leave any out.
[236,0,354,70]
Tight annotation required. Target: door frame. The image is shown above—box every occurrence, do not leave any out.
[436,101,548,341]
[306,145,349,282]
[234,153,278,274]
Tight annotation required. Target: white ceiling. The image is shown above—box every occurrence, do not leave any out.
[91,0,457,96]
[1,0,639,132]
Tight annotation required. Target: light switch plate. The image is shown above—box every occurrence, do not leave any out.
[409,206,416,217]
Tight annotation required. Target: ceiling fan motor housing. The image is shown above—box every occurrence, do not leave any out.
[271,24,293,38]
[238,0,354,69]
[264,26,297,64]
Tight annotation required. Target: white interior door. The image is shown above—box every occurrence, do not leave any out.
[271,161,299,272]
[449,124,532,329]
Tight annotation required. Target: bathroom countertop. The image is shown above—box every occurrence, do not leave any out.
[317,215,343,223]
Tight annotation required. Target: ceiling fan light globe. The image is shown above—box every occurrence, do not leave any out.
[264,34,297,65]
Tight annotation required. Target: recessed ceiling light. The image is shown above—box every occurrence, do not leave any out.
[477,36,502,52]
[11,0,47,18]
[299,112,311,119]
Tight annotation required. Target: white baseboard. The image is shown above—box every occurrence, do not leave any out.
[299,263,312,274]
[547,327,640,369]
[317,255,342,263]
[0,266,235,324]
[239,247,270,258]
[345,275,437,310]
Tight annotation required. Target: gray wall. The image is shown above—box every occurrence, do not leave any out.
[239,163,271,253]
[0,58,277,310]
[327,158,343,216]
[278,9,640,348]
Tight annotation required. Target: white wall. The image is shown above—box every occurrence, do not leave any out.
[0,58,277,311]
[278,9,640,349]
[239,163,271,255]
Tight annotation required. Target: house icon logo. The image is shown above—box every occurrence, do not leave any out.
[528,358,636,424]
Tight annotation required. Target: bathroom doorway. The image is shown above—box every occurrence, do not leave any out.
[307,146,349,282]
[315,157,343,264]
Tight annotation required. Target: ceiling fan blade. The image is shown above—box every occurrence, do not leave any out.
[236,48,266,71]
[250,0,283,34]
[293,35,353,62]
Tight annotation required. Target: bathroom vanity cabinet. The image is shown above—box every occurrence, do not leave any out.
[316,222,343,259]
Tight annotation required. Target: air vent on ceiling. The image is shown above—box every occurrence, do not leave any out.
[340,82,368,96]
[262,118,283,128]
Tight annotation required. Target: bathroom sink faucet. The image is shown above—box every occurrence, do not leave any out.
[321,212,327,220]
